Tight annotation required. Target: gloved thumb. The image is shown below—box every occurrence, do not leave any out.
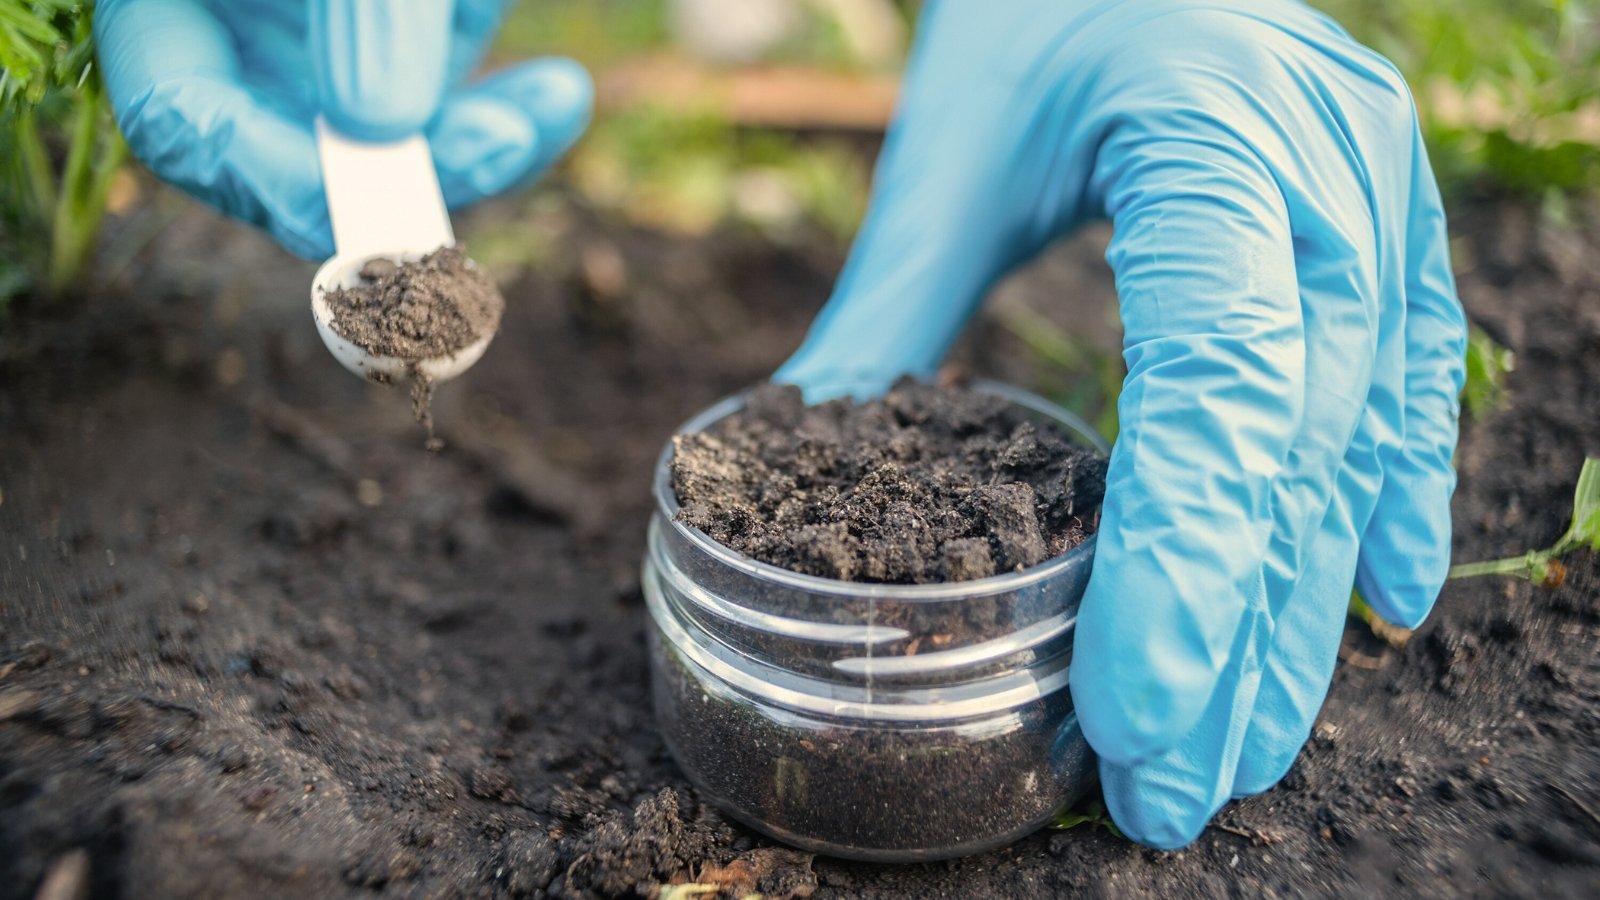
[774,7,1028,399]
[774,133,1012,399]
[309,0,454,142]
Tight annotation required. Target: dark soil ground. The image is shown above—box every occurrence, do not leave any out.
[3,187,1598,898]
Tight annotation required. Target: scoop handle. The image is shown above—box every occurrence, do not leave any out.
[315,117,455,259]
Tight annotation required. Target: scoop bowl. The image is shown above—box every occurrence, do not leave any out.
[311,250,494,385]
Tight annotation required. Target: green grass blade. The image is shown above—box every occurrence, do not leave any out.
[1555,457,1600,552]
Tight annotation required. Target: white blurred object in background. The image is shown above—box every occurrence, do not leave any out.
[810,0,906,68]
[669,0,907,68]
[669,0,801,64]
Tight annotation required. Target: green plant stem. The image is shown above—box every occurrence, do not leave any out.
[86,127,127,225]
[994,301,1088,371]
[16,108,57,222]
[1448,551,1545,580]
[47,83,97,294]
[46,79,122,297]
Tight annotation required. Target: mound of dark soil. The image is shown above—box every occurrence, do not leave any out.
[671,381,1105,584]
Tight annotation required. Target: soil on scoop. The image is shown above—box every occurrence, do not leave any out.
[672,380,1105,584]
[325,247,503,361]
[2,193,1598,898]
[324,246,504,436]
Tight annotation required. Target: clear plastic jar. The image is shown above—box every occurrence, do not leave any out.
[643,381,1105,862]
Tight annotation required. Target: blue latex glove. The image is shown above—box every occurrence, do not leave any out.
[776,0,1467,848]
[95,0,592,259]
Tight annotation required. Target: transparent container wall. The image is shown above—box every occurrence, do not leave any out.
[649,627,1096,863]
[648,513,1094,688]
[645,380,1104,861]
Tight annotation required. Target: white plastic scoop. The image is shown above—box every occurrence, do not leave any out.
[310,118,493,384]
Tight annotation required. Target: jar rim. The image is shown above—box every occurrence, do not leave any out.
[653,378,1108,602]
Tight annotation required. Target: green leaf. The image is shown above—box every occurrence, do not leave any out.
[0,0,92,110]
[1461,328,1514,420]
[1317,0,1600,199]
[1561,457,1600,551]
[1050,799,1124,838]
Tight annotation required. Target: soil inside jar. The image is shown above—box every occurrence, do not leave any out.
[650,632,1095,860]
[670,379,1107,584]
[659,379,1106,857]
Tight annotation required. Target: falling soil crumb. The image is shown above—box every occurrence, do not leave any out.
[671,379,1106,584]
[408,370,443,450]
[324,246,503,441]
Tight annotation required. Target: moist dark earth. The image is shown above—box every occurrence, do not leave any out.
[2,186,1598,898]
[670,380,1105,584]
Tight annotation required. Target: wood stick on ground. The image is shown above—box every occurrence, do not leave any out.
[1215,823,1284,846]
[599,56,898,131]
[1548,782,1600,833]
[249,394,357,480]
[32,849,89,900]
[1337,639,1387,671]
[442,425,604,537]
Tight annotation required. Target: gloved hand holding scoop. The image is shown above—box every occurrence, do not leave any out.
[95,0,593,424]
[310,120,503,427]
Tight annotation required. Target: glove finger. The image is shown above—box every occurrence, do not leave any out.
[309,0,455,141]
[1099,103,1387,826]
[1113,461,1365,837]
[448,0,518,84]
[1103,194,1386,825]
[1224,74,1438,798]
[1074,3,1429,773]
[96,0,332,258]
[97,0,238,103]
[1098,572,1270,849]
[1356,127,1468,628]
[430,57,594,209]
[1233,264,1385,796]
[1069,124,1304,767]
[1231,463,1368,794]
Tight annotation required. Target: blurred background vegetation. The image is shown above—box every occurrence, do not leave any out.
[1,0,1595,420]
[1327,0,1600,208]
[489,0,1599,234]
[0,0,124,312]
